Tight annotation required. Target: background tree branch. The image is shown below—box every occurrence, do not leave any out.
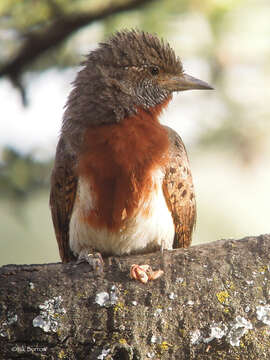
[0,0,157,105]
[1,235,270,359]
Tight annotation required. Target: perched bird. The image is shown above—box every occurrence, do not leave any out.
[50,30,212,278]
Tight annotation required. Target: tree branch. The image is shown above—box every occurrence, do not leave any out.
[0,0,157,103]
[1,235,270,359]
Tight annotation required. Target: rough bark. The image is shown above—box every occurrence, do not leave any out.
[1,234,270,359]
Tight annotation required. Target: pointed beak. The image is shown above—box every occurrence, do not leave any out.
[169,73,214,92]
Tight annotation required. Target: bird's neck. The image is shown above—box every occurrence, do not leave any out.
[139,95,172,121]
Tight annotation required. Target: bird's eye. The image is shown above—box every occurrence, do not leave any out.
[150,66,159,76]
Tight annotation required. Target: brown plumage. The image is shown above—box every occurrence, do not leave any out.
[50,29,212,264]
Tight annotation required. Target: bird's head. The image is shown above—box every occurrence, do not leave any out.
[66,29,213,126]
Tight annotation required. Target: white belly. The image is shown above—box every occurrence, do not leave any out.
[69,169,175,256]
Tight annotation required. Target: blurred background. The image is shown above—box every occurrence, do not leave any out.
[0,0,269,265]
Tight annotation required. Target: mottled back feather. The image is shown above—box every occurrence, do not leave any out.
[50,138,77,262]
[163,126,196,248]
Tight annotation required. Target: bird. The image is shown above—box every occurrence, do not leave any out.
[50,29,213,280]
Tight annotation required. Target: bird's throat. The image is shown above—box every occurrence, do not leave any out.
[142,95,172,120]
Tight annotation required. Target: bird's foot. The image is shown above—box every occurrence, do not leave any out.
[130,264,164,284]
[77,250,104,273]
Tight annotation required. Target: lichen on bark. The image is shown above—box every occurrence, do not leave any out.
[1,234,270,359]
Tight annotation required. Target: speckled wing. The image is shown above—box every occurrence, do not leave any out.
[50,138,77,262]
[162,126,196,248]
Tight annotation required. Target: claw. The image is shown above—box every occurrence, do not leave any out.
[130,264,164,284]
[77,251,104,273]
